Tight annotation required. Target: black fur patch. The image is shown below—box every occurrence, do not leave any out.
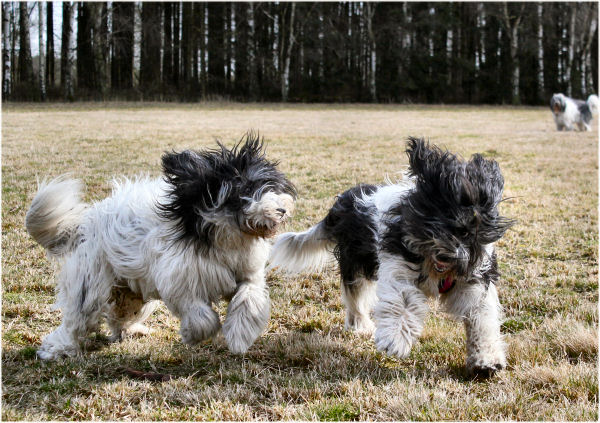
[382,137,514,278]
[322,184,379,284]
[158,132,296,249]
[578,102,592,124]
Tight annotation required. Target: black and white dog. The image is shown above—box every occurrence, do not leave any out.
[26,133,296,360]
[270,138,514,376]
[550,93,599,131]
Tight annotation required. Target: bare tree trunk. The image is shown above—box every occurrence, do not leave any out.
[46,1,54,90]
[38,2,46,101]
[537,3,544,100]
[90,3,106,97]
[224,3,230,93]
[502,3,524,104]
[566,5,576,96]
[18,2,34,88]
[199,3,206,96]
[247,3,257,100]
[364,3,377,102]
[281,2,296,102]
[173,2,180,87]
[317,4,324,81]
[181,2,192,85]
[581,10,598,95]
[61,2,74,100]
[2,3,11,98]
[10,3,16,90]
[162,2,172,87]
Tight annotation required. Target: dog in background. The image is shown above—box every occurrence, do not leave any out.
[270,138,514,376]
[550,93,599,131]
[26,133,296,360]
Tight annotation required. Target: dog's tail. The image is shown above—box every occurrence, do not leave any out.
[268,220,335,274]
[25,176,88,258]
[587,94,599,115]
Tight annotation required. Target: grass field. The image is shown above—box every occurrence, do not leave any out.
[2,103,598,420]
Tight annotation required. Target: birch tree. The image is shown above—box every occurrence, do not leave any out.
[38,2,46,101]
[537,3,544,100]
[566,6,576,96]
[364,2,377,101]
[247,3,257,100]
[501,2,525,104]
[61,1,74,100]
[280,2,296,101]
[2,3,11,98]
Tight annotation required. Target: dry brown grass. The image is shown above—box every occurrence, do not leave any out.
[2,102,597,420]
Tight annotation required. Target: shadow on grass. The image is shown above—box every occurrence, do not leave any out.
[2,330,494,390]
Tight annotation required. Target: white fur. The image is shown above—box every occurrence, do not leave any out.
[27,177,291,360]
[268,221,335,274]
[25,176,88,257]
[341,278,377,334]
[552,93,597,131]
[587,94,599,115]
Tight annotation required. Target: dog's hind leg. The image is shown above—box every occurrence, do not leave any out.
[37,248,114,360]
[442,282,506,377]
[373,276,429,358]
[222,273,270,354]
[341,278,376,335]
[106,285,159,341]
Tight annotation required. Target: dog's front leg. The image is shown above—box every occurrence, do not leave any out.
[222,273,270,354]
[443,282,506,376]
[373,277,429,358]
[177,301,221,346]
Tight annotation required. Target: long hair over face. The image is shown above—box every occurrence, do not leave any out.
[158,132,297,249]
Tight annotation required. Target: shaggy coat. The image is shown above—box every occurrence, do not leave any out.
[550,93,599,131]
[27,134,296,360]
[270,138,514,376]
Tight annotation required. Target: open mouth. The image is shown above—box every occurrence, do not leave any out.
[433,260,450,273]
[438,276,455,294]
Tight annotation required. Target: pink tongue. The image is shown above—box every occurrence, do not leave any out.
[439,276,454,293]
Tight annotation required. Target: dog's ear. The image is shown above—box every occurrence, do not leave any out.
[466,154,505,206]
[405,137,447,180]
[162,149,210,186]
[466,154,515,242]
[159,150,221,246]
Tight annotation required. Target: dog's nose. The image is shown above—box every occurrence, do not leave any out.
[276,208,286,214]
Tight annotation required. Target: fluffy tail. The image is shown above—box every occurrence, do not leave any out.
[25,176,88,258]
[587,94,599,114]
[268,220,334,274]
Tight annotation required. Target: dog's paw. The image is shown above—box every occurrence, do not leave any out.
[346,316,376,336]
[125,323,153,337]
[224,335,251,355]
[36,345,78,361]
[466,351,506,377]
[37,349,58,361]
[468,362,504,378]
[374,327,413,358]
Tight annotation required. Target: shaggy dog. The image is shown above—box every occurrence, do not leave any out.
[269,138,514,376]
[26,134,296,360]
[550,93,599,131]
